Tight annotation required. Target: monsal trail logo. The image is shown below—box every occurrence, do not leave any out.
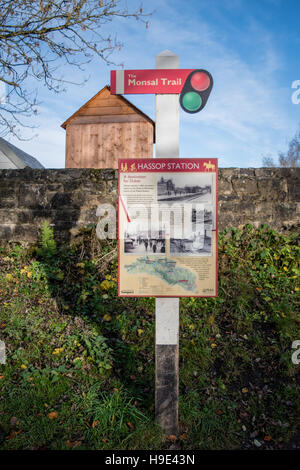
[111,68,213,114]
[111,69,195,94]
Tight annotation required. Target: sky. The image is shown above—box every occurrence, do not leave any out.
[6,0,300,168]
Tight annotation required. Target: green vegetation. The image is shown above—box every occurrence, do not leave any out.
[0,223,299,450]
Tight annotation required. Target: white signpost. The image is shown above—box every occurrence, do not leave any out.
[114,50,216,436]
[155,50,180,435]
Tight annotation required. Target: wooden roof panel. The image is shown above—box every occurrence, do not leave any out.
[61,85,155,130]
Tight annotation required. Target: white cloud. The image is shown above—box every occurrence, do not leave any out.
[3,0,299,168]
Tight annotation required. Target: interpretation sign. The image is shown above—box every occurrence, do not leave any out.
[118,158,218,297]
[111,69,213,114]
[111,69,194,94]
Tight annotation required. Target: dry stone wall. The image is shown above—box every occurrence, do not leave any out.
[0,167,299,243]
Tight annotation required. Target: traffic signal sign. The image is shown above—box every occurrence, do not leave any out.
[179,70,213,113]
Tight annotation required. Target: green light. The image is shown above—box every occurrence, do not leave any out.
[182,92,202,111]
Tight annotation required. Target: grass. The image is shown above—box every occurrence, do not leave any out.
[0,223,299,450]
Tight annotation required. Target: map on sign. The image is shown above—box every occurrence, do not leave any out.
[118,158,218,297]
[125,257,197,292]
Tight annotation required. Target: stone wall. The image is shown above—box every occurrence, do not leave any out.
[0,167,299,243]
[218,167,300,233]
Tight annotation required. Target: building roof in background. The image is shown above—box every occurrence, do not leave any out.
[61,85,155,133]
[0,137,44,169]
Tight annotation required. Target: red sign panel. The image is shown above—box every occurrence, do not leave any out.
[110,69,195,94]
[119,158,218,173]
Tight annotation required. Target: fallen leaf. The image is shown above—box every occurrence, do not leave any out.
[10,417,18,428]
[6,429,21,439]
[52,347,64,355]
[92,420,99,428]
[179,433,187,440]
[47,411,58,420]
[242,387,248,394]
[66,440,81,448]
[127,422,134,431]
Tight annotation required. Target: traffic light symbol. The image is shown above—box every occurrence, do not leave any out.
[180,70,213,113]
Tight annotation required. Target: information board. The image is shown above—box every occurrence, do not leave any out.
[118,158,218,297]
[111,69,194,94]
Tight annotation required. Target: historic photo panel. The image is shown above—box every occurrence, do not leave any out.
[157,172,216,256]
[124,228,166,255]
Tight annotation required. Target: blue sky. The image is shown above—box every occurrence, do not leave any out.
[7,0,300,168]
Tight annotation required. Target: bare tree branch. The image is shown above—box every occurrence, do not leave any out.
[278,126,300,168]
[262,154,276,167]
[0,0,151,138]
[261,124,300,168]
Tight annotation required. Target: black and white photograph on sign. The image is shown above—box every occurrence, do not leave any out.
[157,173,213,204]
[124,229,166,255]
[192,205,213,227]
[170,224,212,256]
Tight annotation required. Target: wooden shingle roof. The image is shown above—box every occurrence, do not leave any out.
[61,86,155,142]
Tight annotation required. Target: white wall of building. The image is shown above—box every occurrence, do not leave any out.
[0,149,17,169]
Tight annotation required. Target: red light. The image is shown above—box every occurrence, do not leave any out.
[190,72,210,91]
